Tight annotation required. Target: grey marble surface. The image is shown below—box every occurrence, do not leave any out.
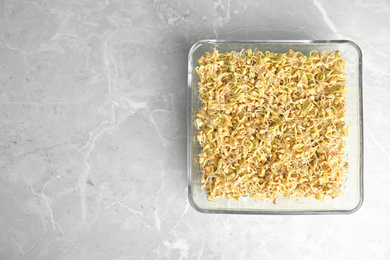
[0,0,389,259]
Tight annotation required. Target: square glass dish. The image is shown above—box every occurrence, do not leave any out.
[187,40,363,214]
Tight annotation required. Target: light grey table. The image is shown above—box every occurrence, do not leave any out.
[1,0,389,259]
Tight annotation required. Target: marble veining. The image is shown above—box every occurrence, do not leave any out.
[0,0,389,259]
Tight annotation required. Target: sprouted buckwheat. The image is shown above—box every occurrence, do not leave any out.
[196,49,349,203]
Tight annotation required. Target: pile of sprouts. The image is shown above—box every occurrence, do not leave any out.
[196,49,349,203]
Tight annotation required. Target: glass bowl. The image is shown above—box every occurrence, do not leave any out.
[187,40,363,214]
